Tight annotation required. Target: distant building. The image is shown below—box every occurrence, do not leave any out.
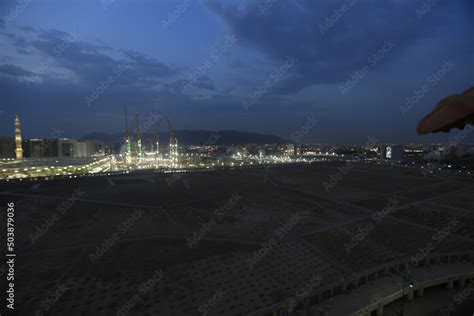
[284,144,295,156]
[85,140,105,156]
[380,145,404,162]
[0,137,15,159]
[295,145,300,156]
[25,139,58,158]
[404,146,424,161]
[57,139,74,157]
[23,138,105,158]
[57,139,104,158]
[263,144,279,155]
[1,116,26,159]
[2,115,104,159]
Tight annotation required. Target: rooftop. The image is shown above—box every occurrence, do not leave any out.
[1,162,473,315]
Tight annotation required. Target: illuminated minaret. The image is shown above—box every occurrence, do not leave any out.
[15,115,23,160]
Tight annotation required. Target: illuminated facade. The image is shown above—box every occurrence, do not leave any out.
[170,139,179,165]
[124,106,132,162]
[55,139,105,158]
[15,115,23,160]
[380,145,404,161]
[125,137,132,160]
[285,144,295,156]
[137,138,142,159]
[167,118,179,167]
[135,113,143,160]
[0,137,15,159]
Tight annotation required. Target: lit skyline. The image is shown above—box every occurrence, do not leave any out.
[0,0,473,144]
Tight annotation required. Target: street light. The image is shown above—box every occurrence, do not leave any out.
[400,270,415,316]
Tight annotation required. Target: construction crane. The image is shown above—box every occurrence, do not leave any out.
[154,121,161,154]
[134,113,142,159]
[166,117,178,165]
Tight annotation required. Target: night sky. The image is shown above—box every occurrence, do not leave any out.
[0,0,473,144]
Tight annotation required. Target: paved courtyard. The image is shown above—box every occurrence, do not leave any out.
[1,162,473,315]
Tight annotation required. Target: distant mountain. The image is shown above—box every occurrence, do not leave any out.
[81,130,288,146]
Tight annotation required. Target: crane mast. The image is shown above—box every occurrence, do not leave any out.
[155,121,160,154]
[135,113,142,159]
[124,106,131,160]
[166,117,178,166]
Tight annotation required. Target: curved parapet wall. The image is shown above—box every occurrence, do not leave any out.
[250,251,473,316]
[348,265,474,316]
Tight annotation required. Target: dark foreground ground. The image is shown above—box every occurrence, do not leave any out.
[0,162,473,315]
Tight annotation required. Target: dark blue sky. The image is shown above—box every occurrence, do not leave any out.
[0,0,473,144]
